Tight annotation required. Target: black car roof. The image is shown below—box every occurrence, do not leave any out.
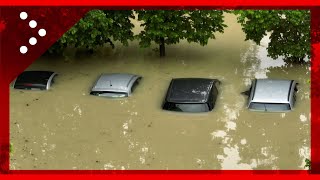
[14,71,56,89]
[165,78,216,103]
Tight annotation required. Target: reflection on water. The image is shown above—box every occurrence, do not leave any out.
[241,35,287,86]
[9,14,310,170]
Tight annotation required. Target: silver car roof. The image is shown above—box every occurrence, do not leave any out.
[251,79,295,104]
[91,73,141,93]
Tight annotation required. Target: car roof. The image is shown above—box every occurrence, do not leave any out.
[13,71,57,90]
[165,78,217,103]
[251,79,295,104]
[91,73,141,93]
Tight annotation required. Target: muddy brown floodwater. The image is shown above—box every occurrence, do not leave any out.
[9,14,310,170]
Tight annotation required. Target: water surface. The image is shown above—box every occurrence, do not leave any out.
[10,14,310,170]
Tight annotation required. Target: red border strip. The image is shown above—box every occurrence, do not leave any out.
[311,7,320,174]
[0,0,320,6]
[0,4,318,178]
[8,170,310,174]
[0,174,319,180]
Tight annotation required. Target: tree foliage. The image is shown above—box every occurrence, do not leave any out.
[46,10,310,62]
[234,10,310,62]
[102,10,135,46]
[137,10,226,57]
[47,10,135,54]
[305,158,311,170]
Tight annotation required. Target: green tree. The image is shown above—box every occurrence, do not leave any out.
[102,10,135,46]
[305,158,311,170]
[47,10,135,55]
[137,10,226,57]
[234,10,310,63]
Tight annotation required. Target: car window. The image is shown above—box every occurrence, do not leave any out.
[292,92,297,106]
[249,103,290,112]
[99,93,127,98]
[247,86,252,100]
[265,103,290,111]
[212,85,218,97]
[131,78,141,93]
[91,91,128,98]
[207,87,218,110]
[249,103,266,111]
[164,103,209,112]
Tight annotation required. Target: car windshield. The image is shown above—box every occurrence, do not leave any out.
[91,91,128,98]
[249,103,291,112]
[165,103,209,113]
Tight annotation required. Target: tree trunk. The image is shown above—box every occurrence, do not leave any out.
[159,37,165,57]
[293,57,306,64]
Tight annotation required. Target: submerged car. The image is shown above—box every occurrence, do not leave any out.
[12,71,57,90]
[90,73,142,98]
[162,78,220,113]
[241,79,298,112]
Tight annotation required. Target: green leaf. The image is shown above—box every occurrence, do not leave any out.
[136,10,226,57]
[234,10,310,62]
[47,10,135,57]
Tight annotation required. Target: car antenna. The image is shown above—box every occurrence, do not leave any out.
[109,80,113,86]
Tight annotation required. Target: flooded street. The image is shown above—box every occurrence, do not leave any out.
[9,14,310,170]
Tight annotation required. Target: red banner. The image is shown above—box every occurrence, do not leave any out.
[0,0,319,6]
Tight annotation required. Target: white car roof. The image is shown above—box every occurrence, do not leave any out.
[91,73,141,94]
[251,79,295,104]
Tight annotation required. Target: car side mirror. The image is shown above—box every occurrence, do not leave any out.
[294,83,299,91]
[213,79,221,86]
[241,90,250,96]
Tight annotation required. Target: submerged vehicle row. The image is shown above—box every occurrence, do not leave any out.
[11,71,299,113]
